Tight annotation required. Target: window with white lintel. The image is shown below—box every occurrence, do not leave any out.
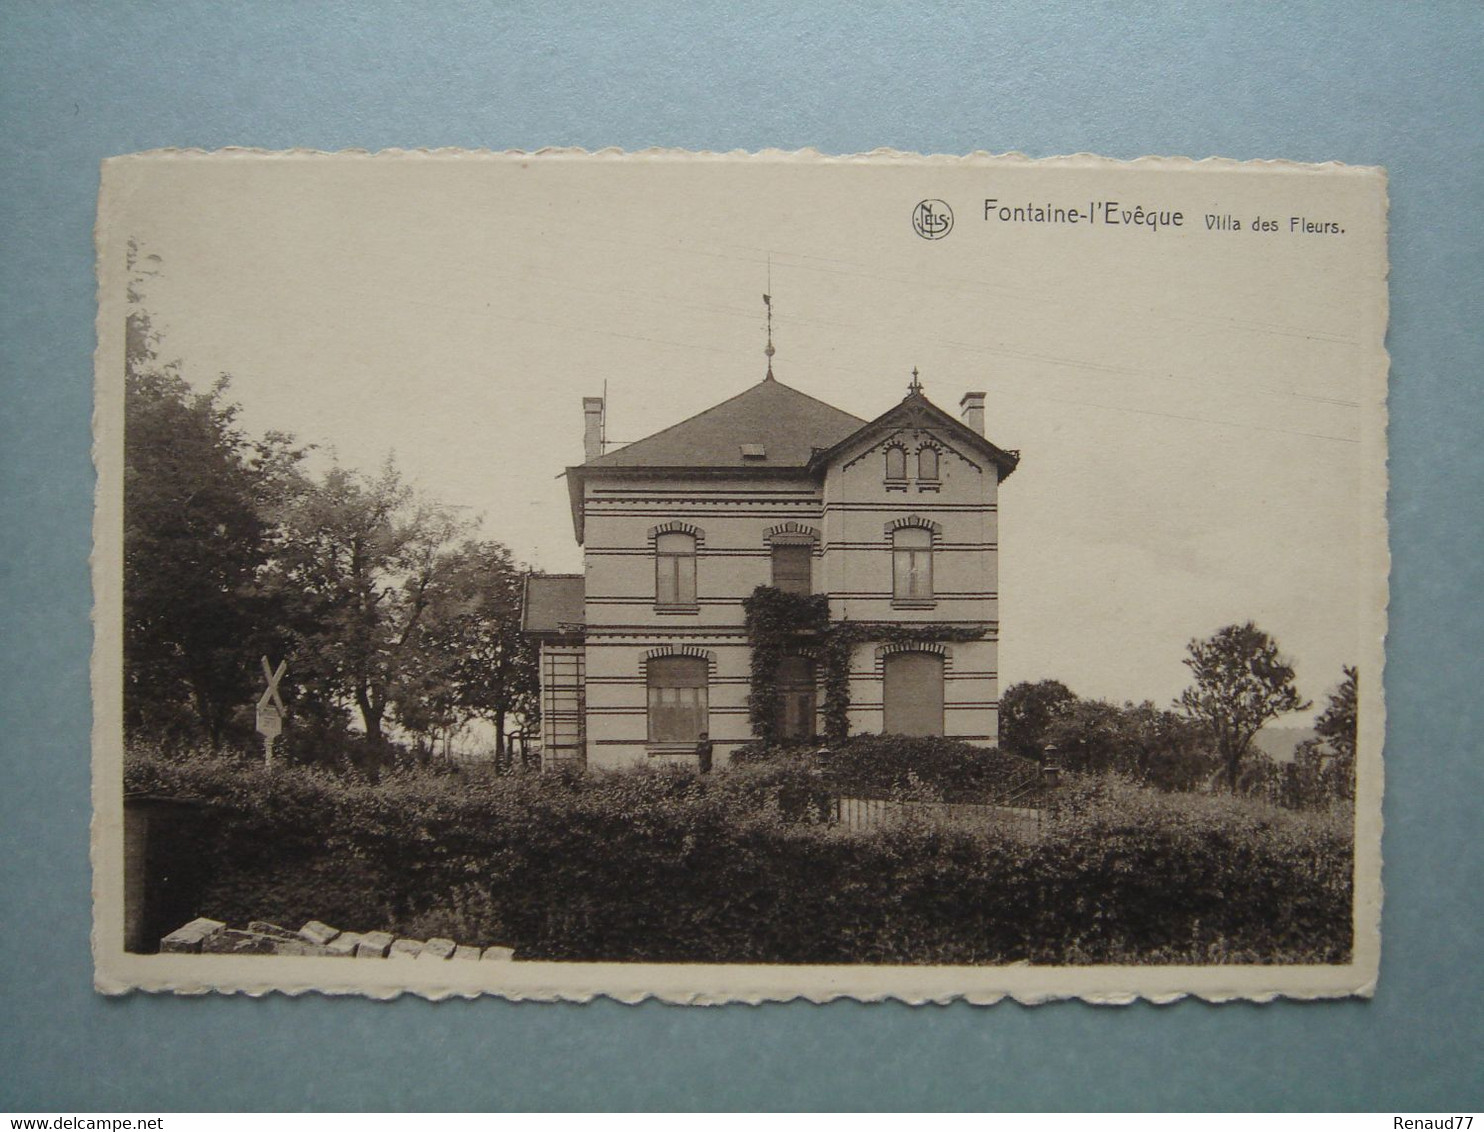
[892,526,934,604]
[655,531,697,607]
[647,655,708,743]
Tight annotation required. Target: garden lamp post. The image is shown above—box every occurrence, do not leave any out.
[1041,742,1062,788]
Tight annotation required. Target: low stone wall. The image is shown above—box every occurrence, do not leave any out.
[159,917,516,962]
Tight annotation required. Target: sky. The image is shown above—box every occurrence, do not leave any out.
[108,152,1388,712]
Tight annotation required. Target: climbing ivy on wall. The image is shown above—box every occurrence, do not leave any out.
[741,587,830,745]
[742,586,986,745]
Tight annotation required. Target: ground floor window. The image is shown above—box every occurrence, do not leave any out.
[647,655,708,742]
[882,651,944,736]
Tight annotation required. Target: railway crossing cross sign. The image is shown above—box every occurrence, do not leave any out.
[256,656,287,765]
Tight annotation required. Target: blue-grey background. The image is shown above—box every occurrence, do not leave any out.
[2,0,1480,1112]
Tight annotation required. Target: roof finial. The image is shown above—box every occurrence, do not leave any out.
[907,366,923,396]
[763,285,775,381]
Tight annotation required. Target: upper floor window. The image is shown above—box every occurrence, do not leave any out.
[771,543,812,595]
[918,446,940,482]
[884,445,908,483]
[892,526,934,603]
[655,531,697,606]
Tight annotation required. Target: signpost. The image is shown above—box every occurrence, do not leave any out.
[256,656,287,766]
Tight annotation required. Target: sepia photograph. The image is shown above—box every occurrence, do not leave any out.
[92,150,1388,1002]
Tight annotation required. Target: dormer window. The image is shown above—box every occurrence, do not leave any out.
[740,443,767,460]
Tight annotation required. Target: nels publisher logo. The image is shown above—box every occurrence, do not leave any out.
[912,198,954,240]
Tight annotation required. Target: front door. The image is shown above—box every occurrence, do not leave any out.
[775,656,816,742]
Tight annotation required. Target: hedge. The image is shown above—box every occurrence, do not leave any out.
[125,746,1353,964]
[732,733,1043,802]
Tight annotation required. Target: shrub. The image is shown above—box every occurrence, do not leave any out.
[735,733,1040,802]
[126,746,1353,965]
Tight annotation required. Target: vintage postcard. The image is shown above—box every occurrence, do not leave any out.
[93,150,1388,1002]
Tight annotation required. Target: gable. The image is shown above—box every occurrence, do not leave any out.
[811,393,1019,480]
[840,425,986,478]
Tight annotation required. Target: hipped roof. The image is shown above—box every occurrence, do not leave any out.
[581,376,866,470]
[564,377,1018,542]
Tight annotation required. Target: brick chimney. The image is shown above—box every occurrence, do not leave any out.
[582,396,604,463]
[959,391,986,436]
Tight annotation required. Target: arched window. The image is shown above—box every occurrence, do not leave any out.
[917,446,940,482]
[655,531,697,606]
[647,655,708,743]
[883,651,945,736]
[884,445,907,482]
[892,526,934,602]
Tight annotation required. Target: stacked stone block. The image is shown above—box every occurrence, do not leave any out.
[158,917,515,961]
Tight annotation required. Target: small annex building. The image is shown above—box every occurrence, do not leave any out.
[522,363,1019,772]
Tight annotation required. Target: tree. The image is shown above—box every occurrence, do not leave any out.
[1293,665,1358,805]
[999,679,1077,759]
[398,540,539,766]
[1177,622,1310,790]
[123,243,306,744]
[1045,698,1215,791]
[269,458,467,749]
